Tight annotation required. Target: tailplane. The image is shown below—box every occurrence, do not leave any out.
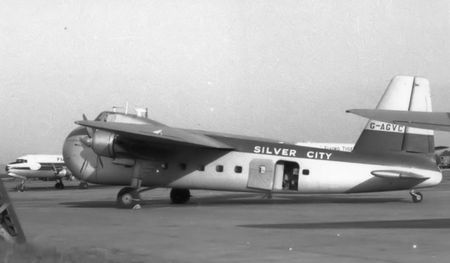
[352,76,434,154]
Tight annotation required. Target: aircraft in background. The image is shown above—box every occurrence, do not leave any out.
[5,154,83,191]
[62,76,442,208]
[295,142,354,152]
[296,142,450,169]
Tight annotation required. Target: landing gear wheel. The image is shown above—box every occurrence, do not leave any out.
[117,187,141,209]
[170,188,191,204]
[16,184,25,192]
[55,182,65,190]
[411,192,423,203]
[79,182,88,189]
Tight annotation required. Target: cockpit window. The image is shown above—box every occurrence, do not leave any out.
[94,112,117,122]
[95,112,108,122]
[12,159,27,164]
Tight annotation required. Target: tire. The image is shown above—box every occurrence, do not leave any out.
[79,182,88,189]
[17,185,25,192]
[412,192,423,203]
[170,188,191,204]
[116,187,140,209]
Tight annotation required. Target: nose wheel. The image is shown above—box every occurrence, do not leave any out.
[78,181,89,189]
[117,187,141,209]
[16,180,25,192]
[55,179,65,190]
[409,190,423,203]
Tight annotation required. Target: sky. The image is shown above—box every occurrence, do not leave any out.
[1,0,450,164]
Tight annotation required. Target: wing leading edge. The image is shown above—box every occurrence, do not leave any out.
[347,109,450,132]
[76,120,234,150]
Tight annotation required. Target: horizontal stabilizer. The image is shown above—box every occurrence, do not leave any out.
[347,109,450,132]
[76,120,234,150]
[371,170,430,179]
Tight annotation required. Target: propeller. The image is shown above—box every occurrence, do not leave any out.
[435,146,449,151]
[79,114,104,169]
[82,114,94,138]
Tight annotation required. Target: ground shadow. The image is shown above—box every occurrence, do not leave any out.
[239,218,450,229]
[60,192,406,209]
[6,184,114,192]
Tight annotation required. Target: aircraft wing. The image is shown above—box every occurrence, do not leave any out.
[76,120,234,150]
[347,109,450,132]
[7,173,26,180]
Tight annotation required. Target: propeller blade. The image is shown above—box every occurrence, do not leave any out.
[82,114,94,138]
[79,159,87,174]
[97,156,104,168]
[435,146,449,151]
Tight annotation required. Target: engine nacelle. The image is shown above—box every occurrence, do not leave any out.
[92,130,117,158]
[56,168,69,177]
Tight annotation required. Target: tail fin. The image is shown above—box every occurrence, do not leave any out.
[353,76,434,154]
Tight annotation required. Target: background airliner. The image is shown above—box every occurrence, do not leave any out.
[5,154,77,191]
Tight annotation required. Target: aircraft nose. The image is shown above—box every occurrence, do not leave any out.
[432,170,443,186]
[423,169,443,188]
[62,127,97,182]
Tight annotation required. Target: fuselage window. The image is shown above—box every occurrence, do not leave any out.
[216,165,224,172]
[234,166,242,173]
[198,165,205,171]
[259,165,266,174]
[180,163,187,170]
[161,163,168,170]
[302,169,310,175]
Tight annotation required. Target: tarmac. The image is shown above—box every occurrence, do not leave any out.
[2,171,450,263]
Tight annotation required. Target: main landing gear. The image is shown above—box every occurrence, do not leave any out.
[409,189,423,203]
[170,188,191,204]
[116,187,192,208]
[54,179,65,190]
[116,160,193,209]
[116,187,141,208]
[16,180,26,192]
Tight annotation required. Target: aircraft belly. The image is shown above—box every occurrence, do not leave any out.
[298,159,438,193]
[165,172,250,191]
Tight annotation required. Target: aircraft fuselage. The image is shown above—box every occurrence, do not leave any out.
[63,127,442,194]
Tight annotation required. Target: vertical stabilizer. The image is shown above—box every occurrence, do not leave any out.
[353,76,434,154]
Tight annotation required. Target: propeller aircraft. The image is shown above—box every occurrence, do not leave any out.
[62,76,442,208]
[5,155,74,191]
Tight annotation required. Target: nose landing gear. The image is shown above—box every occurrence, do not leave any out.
[409,189,423,203]
[16,180,26,192]
[78,181,89,189]
[54,179,65,190]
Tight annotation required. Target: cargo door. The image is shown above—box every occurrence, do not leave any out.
[247,159,274,190]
